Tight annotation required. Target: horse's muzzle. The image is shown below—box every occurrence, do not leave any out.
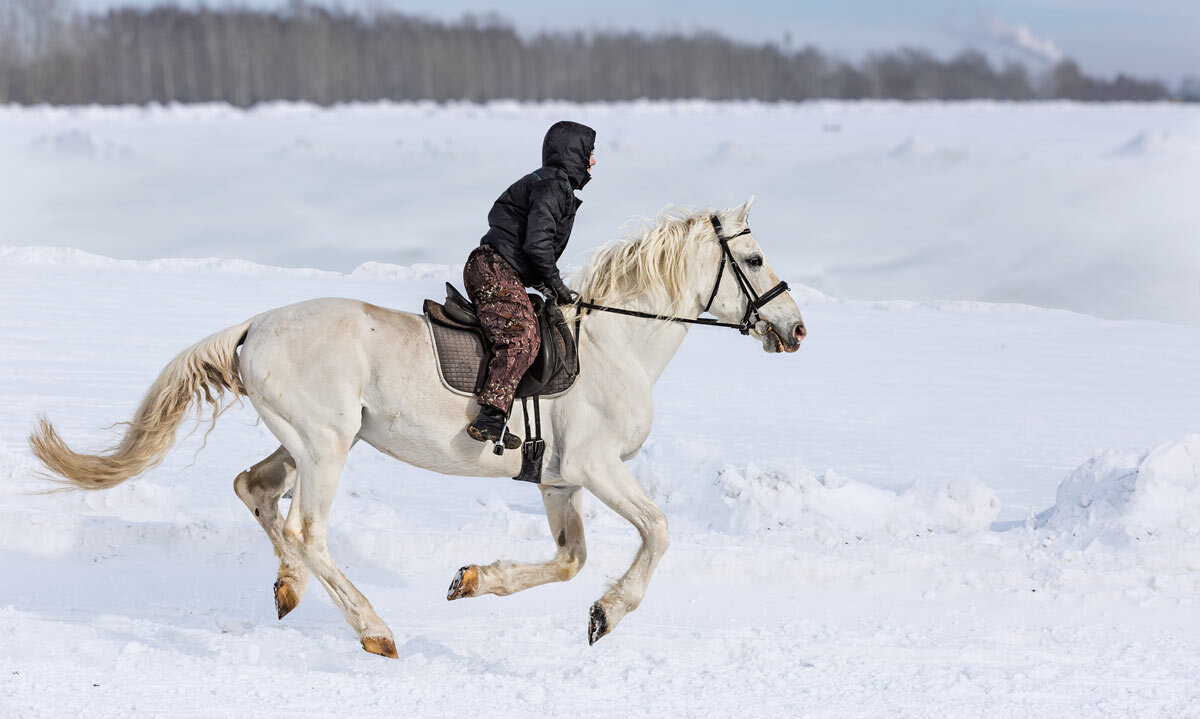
[760,320,804,353]
[780,321,805,353]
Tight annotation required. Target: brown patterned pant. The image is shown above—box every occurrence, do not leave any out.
[463,245,540,415]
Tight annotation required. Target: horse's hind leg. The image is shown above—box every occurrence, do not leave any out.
[278,425,396,658]
[447,484,587,600]
[233,445,310,619]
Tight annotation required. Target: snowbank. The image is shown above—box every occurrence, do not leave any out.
[629,441,1000,542]
[0,245,466,282]
[1038,435,1200,548]
[0,246,339,277]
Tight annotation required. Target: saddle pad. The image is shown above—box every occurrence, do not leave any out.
[425,317,579,398]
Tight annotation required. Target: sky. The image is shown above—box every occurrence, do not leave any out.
[69,0,1198,85]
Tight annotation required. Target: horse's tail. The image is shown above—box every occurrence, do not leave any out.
[29,319,253,491]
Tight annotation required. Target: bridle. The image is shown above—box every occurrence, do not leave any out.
[575,215,791,336]
[701,214,792,334]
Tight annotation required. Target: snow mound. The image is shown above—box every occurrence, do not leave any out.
[630,441,999,541]
[27,129,134,159]
[1109,130,1192,157]
[1038,435,1200,547]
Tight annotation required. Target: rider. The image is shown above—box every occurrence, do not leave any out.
[464,120,596,444]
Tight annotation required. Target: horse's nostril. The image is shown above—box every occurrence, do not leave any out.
[794,324,807,340]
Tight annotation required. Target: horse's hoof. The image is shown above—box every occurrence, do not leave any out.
[274,579,300,620]
[588,602,609,645]
[361,636,398,659]
[446,566,479,601]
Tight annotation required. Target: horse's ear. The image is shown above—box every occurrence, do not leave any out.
[738,195,755,222]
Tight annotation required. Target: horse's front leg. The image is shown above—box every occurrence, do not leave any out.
[447,484,587,599]
[569,454,669,645]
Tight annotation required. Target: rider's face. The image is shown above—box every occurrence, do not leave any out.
[588,152,596,174]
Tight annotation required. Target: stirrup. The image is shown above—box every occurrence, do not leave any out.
[499,428,522,450]
[467,421,522,451]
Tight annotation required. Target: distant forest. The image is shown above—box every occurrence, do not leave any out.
[1,0,1187,106]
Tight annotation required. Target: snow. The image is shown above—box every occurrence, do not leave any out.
[630,441,1001,539]
[2,100,1199,323]
[2,102,1200,716]
[1039,435,1200,548]
[1110,130,1197,158]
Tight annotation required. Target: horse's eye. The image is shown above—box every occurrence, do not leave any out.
[747,255,763,268]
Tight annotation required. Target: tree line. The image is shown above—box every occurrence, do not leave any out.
[0,0,1179,106]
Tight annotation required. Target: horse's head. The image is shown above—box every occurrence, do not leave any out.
[701,197,806,353]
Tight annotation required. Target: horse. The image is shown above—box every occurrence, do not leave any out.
[28,198,806,657]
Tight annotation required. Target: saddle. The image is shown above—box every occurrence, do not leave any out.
[423,283,579,400]
[424,284,579,485]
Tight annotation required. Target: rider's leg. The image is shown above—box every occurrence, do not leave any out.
[462,245,541,441]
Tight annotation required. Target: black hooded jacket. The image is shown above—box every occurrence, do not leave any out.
[480,121,596,287]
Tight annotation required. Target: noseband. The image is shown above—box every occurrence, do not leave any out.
[575,215,791,335]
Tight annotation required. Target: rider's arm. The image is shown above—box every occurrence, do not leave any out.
[523,178,564,287]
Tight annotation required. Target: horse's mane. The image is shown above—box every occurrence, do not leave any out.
[574,206,742,314]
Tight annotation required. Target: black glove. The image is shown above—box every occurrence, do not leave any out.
[536,277,579,305]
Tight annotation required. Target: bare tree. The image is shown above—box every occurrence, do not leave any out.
[0,1,1172,106]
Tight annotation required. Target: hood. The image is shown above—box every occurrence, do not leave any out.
[542,120,596,190]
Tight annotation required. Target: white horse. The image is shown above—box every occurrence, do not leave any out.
[29,198,805,657]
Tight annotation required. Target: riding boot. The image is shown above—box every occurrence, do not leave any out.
[467,405,522,449]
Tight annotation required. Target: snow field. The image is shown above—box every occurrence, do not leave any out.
[1,245,1199,716]
[2,100,1199,323]
[3,99,1200,716]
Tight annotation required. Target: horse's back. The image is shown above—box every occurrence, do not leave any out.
[240,297,430,405]
[244,297,423,351]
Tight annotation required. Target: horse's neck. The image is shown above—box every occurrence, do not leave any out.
[583,293,699,385]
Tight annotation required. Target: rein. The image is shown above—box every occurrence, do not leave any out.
[575,215,791,335]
